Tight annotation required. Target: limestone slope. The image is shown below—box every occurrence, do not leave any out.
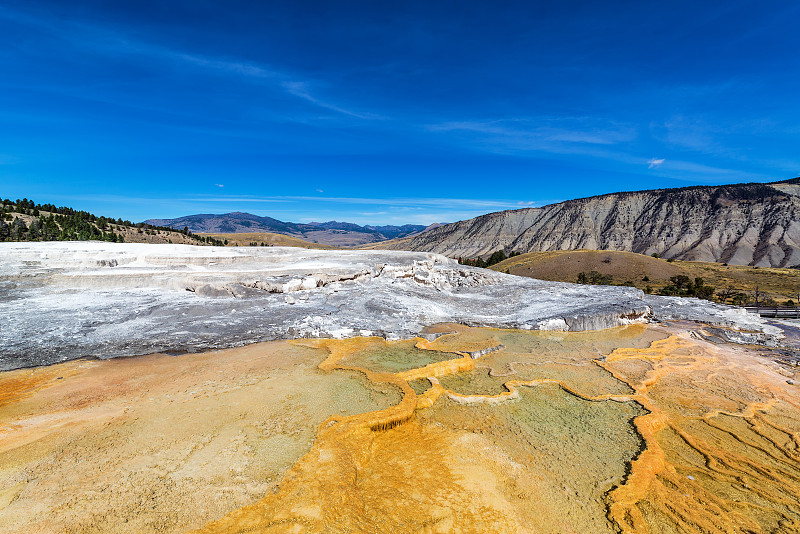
[387,178,800,267]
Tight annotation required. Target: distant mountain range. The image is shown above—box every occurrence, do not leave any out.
[374,177,800,268]
[143,212,429,247]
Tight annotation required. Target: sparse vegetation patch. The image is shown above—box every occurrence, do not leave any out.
[458,249,520,268]
[489,249,800,306]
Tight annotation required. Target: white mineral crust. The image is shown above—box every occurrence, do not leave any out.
[0,242,780,370]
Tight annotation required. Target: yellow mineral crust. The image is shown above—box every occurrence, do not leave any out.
[599,335,800,533]
[200,327,800,534]
[194,338,525,533]
[0,342,401,533]
[2,325,799,533]
[0,364,82,409]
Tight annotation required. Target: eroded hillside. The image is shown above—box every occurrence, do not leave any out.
[383,178,800,268]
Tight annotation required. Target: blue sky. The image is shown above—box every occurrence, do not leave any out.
[1,0,799,225]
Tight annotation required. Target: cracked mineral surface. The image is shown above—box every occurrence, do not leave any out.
[2,324,799,533]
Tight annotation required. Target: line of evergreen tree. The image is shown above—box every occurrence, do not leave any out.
[576,270,614,285]
[657,275,715,300]
[458,249,520,268]
[0,214,123,243]
[0,197,225,246]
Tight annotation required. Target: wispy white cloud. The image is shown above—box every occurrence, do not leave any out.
[428,117,764,182]
[655,115,800,176]
[429,120,513,135]
[0,5,378,123]
[214,183,224,188]
[142,51,376,121]
[658,116,718,153]
[123,193,547,225]
[635,155,749,180]
[753,158,800,175]
[170,52,278,80]
[294,210,493,226]
[545,130,629,145]
[281,81,380,119]
[179,194,533,210]
[176,196,291,203]
[657,159,743,176]
[429,119,636,146]
[140,49,379,120]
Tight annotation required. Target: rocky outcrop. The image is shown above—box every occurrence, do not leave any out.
[467,344,505,359]
[388,178,800,267]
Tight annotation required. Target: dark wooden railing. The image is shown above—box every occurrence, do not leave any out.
[744,307,800,318]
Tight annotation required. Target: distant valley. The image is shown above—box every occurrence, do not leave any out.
[144,212,429,247]
[375,177,800,268]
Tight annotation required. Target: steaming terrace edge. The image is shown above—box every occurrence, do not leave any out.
[0,242,784,370]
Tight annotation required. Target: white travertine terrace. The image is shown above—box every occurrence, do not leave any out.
[0,242,780,369]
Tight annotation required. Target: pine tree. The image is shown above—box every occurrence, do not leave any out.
[27,219,41,240]
[10,217,27,240]
[486,250,507,266]
[0,219,8,241]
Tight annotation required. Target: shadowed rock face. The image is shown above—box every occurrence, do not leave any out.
[0,242,779,370]
[386,178,800,267]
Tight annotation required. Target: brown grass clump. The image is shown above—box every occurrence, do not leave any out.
[200,232,336,249]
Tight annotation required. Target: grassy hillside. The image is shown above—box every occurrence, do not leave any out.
[200,232,337,249]
[354,234,414,250]
[490,249,800,306]
[1,197,224,246]
[0,197,336,250]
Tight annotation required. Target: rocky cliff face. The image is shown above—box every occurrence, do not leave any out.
[392,178,800,267]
